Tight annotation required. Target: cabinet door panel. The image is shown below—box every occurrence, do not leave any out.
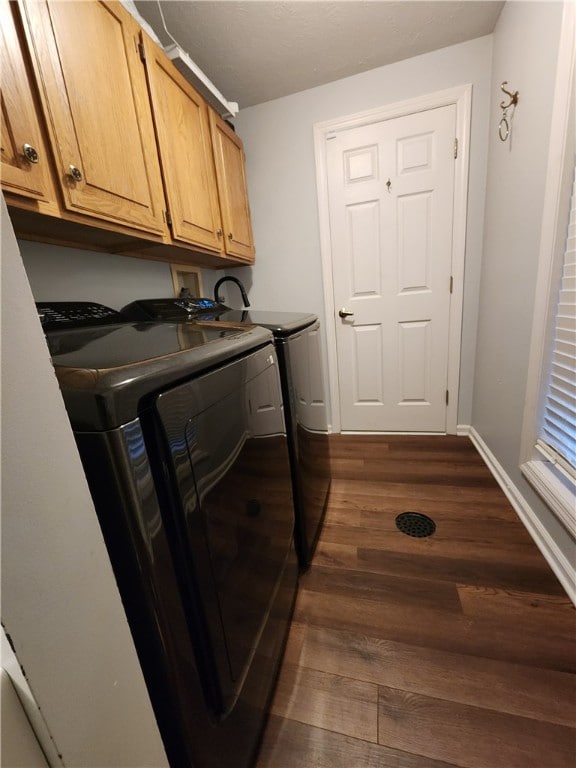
[22,0,166,235]
[0,0,55,203]
[209,112,255,262]
[142,36,222,253]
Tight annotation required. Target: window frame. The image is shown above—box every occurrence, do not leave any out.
[520,1,575,538]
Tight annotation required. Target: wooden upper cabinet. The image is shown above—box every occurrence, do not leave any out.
[209,111,255,263]
[20,0,167,235]
[141,34,223,253]
[2,0,255,267]
[0,0,56,205]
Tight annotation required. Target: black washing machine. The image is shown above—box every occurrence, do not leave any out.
[38,301,298,768]
[122,297,332,569]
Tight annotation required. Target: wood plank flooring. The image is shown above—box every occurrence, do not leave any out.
[255,435,576,768]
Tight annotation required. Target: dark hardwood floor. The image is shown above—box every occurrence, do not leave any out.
[255,435,576,768]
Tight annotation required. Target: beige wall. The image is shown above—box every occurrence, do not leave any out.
[18,239,221,309]
[472,2,575,567]
[233,34,494,426]
[1,197,168,767]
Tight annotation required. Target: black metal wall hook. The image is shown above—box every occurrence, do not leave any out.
[500,81,519,110]
[499,82,519,143]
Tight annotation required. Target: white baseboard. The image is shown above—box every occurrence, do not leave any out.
[339,431,445,436]
[463,426,575,605]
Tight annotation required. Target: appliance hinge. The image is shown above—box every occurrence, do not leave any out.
[454,138,458,159]
[446,389,450,405]
[138,39,146,63]
[450,275,454,293]
[165,209,172,226]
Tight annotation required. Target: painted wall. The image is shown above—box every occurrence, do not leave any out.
[231,34,494,426]
[472,2,574,564]
[3,20,572,765]
[1,198,168,767]
[18,239,220,309]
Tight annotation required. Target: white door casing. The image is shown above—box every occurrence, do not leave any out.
[314,86,472,434]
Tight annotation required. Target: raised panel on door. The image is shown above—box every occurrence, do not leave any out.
[21,0,166,235]
[397,192,432,292]
[397,319,433,404]
[0,0,56,203]
[328,105,456,432]
[351,324,384,405]
[209,111,255,262]
[142,36,223,253]
[348,200,382,296]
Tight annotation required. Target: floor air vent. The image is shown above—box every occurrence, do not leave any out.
[395,512,436,538]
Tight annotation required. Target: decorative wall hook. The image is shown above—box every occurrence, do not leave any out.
[499,81,519,143]
[500,81,519,110]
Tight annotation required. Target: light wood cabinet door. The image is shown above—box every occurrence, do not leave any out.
[0,0,56,204]
[20,0,166,235]
[209,111,255,263]
[142,35,223,253]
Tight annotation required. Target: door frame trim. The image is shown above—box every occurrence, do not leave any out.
[313,84,472,434]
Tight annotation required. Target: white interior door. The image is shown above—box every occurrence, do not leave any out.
[327,104,457,432]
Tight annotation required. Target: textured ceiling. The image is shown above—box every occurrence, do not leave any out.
[134,1,504,109]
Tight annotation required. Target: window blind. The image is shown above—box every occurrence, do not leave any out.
[537,167,576,479]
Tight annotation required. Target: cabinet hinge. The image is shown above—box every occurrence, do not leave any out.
[454,138,458,159]
[165,209,172,226]
[446,389,450,405]
[138,40,146,63]
[450,275,454,294]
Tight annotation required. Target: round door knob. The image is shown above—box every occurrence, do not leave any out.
[216,228,223,237]
[22,143,39,163]
[339,308,354,318]
[228,232,233,240]
[68,164,83,182]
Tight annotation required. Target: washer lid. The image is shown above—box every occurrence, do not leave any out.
[47,321,273,431]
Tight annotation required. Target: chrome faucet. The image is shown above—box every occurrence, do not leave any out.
[214,276,250,308]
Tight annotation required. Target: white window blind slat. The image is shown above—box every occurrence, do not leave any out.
[558,290,576,306]
[539,168,576,477]
[550,382,576,405]
[549,376,576,398]
[543,406,575,435]
[547,389,575,412]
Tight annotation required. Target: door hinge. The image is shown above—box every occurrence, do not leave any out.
[450,275,454,294]
[454,138,458,159]
[165,209,172,227]
[138,40,146,63]
[446,389,450,405]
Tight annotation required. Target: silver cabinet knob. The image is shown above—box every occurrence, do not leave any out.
[339,308,354,318]
[22,143,39,163]
[68,164,83,182]
[216,228,223,237]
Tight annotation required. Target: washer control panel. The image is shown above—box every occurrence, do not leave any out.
[121,298,224,321]
[36,302,124,330]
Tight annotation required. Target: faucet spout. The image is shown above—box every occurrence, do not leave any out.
[214,276,250,308]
